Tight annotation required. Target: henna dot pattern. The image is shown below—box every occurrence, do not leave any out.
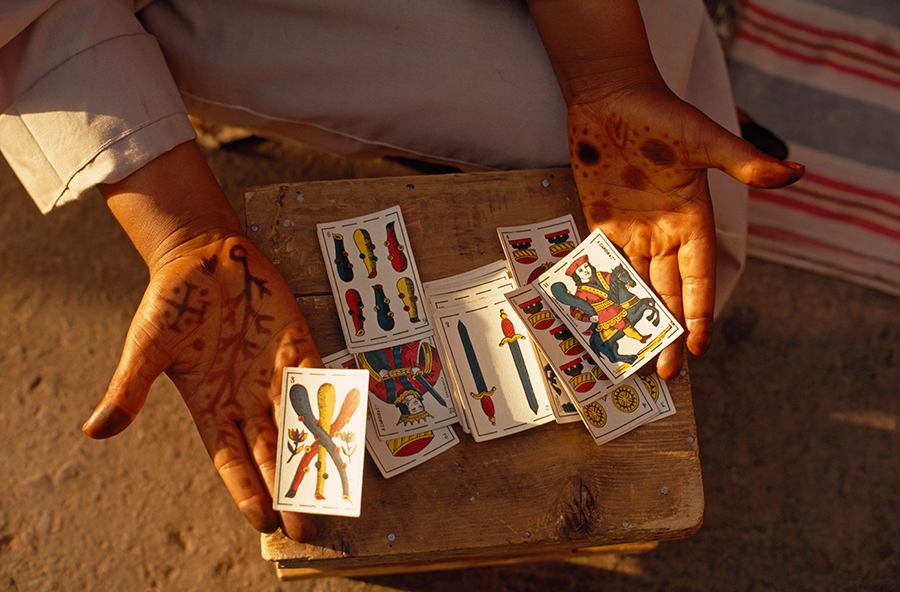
[576,142,600,165]
[640,139,676,165]
[621,166,648,190]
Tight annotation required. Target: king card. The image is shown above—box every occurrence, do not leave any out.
[322,350,460,478]
[274,367,368,517]
[356,336,458,440]
[364,413,460,479]
[318,206,432,353]
[536,228,683,384]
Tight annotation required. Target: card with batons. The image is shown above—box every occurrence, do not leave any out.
[355,335,459,440]
[498,214,580,287]
[318,206,431,353]
[274,367,368,517]
[322,350,460,478]
[432,278,555,442]
[535,228,683,384]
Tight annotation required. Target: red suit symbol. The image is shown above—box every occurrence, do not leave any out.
[517,295,555,330]
[546,229,575,258]
[345,289,365,336]
[551,324,584,355]
[509,238,538,264]
[384,222,408,272]
[560,357,596,393]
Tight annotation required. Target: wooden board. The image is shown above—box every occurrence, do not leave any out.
[245,168,703,579]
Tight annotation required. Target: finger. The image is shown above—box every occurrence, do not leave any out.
[281,511,318,543]
[700,122,805,188]
[241,412,318,542]
[678,238,716,358]
[83,310,171,439]
[648,252,684,379]
[675,215,716,357]
[197,418,280,534]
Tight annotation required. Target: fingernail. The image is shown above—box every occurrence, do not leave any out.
[82,404,132,439]
[282,512,317,543]
[240,499,280,534]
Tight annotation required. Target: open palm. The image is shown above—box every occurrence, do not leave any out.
[83,235,320,540]
[567,85,803,377]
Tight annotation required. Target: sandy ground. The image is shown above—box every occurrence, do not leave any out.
[2,139,898,592]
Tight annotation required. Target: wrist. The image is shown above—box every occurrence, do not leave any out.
[100,141,244,272]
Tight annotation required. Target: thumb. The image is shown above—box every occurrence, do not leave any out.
[83,318,170,439]
[701,121,805,189]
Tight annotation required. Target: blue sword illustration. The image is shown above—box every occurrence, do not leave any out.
[457,319,497,425]
[498,309,539,414]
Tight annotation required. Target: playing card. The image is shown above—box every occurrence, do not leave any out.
[356,336,458,440]
[574,375,661,445]
[536,228,683,384]
[505,284,614,405]
[637,372,676,422]
[422,260,512,435]
[322,350,459,478]
[364,413,460,479]
[504,283,665,442]
[318,206,431,352]
[432,278,555,442]
[498,214,580,287]
[274,367,368,517]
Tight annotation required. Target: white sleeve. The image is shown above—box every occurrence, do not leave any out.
[0,0,196,212]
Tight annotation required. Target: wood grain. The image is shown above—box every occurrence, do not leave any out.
[245,168,702,578]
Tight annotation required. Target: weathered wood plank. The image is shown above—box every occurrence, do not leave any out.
[245,168,702,578]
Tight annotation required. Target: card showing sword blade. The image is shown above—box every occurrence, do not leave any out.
[274,367,369,517]
[432,280,555,442]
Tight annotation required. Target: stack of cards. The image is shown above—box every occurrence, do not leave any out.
[316,206,461,475]
[423,263,556,442]
[498,217,678,445]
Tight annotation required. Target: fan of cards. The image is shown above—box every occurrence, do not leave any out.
[273,206,683,517]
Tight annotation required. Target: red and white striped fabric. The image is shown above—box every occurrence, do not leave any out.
[727,0,900,296]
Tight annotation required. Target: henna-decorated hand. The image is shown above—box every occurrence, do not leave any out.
[566,85,804,378]
[82,232,322,541]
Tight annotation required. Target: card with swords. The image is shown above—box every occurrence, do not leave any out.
[274,367,369,517]
[422,259,513,435]
[431,276,555,442]
[322,350,461,479]
[497,215,586,424]
[317,205,432,353]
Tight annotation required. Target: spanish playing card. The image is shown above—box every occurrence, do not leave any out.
[274,367,368,517]
[317,206,431,353]
[536,228,683,384]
